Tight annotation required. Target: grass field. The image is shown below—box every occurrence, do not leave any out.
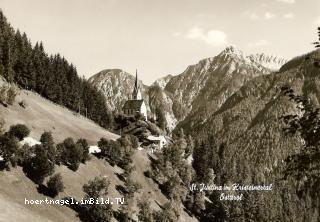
[0,90,197,222]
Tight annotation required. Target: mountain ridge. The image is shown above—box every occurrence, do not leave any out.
[88,47,286,126]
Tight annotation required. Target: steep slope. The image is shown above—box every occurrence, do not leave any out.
[89,69,178,130]
[88,69,149,112]
[89,47,283,131]
[167,46,273,125]
[184,49,320,221]
[0,90,119,144]
[152,74,173,89]
[0,89,197,222]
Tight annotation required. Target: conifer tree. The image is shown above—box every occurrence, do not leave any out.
[312,27,320,48]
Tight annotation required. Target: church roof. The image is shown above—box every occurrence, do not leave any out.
[132,69,140,96]
[123,100,144,109]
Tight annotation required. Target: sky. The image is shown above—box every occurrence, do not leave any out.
[1,0,320,84]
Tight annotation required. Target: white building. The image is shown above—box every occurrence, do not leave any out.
[147,135,167,150]
[123,70,148,120]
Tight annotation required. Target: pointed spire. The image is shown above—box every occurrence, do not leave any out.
[135,69,138,90]
[132,69,141,100]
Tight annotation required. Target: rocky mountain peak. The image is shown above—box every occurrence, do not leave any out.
[248,53,287,71]
[219,45,244,57]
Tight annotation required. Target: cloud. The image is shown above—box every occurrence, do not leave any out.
[244,11,277,20]
[248,39,271,48]
[264,12,276,20]
[276,0,295,4]
[185,27,227,47]
[283,12,294,19]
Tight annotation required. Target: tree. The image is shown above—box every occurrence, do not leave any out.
[161,172,183,201]
[0,133,19,168]
[8,124,30,141]
[0,11,114,131]
[153,201,180,222]
[40,131,56,163]
[81,176,113,222]
[185,135,194,157]
[185,190,206,216]
[23,144,54,184]
[83,176,110,199]
[281,87,320,208]
[192,139,215,184]
[98,137,122,165]
[47,173,64,197]
[155,107,167,131]
[118,170,141,222]
[192,141,209,183]
[312,27,320,48]
[137,195,154,222]
[6,84,18,105]
[76,138,89,163]
[57,138,83,171]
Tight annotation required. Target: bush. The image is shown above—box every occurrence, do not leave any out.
[16,144,33,166]
[0,85,7,105]
[76,138,89,163]
[0,133,19,169]
[8,124,30,141]
[18,99,27,108]
[57,138,83,171]
[47,173,64,197]
[0,118,5,135]
[153,202,180,222]
[98,138,122,165]
[6,85,18,105]
[0,84,19,106]
[23,144,55,184]
[137,196,154,222]
[40,131,56,163]
[80,177,113,222]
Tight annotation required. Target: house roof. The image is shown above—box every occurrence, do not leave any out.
[123,100,144,109]
[147,135,166,141]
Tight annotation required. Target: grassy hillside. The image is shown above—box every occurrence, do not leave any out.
[0,89,196,222]
[0,90,118,144]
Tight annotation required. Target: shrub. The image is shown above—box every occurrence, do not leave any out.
[137,196,154,222]
[0,133,19,169]
[126,134,139,149]
[16,144,33,166]
[153,202,180,222]
[18,99,27,108]
[57,138,83,171]
[47,173,64,197]
[23,144,55,184]
[80,177,113,222]
[6,85,18,105]
[0,118,5,135]
[0,82,19,106]
[76,138,89,163]
[0,85,7,105]
[8,124,30,141]
[98,138,122,165]
[40,131,56,163]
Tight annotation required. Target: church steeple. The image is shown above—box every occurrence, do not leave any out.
[132,69,142,100]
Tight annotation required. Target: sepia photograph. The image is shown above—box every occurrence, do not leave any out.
[0,0,319,221]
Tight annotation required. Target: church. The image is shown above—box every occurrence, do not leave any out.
[122,70,148,120]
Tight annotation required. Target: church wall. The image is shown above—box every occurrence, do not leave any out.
[141,101,148,120]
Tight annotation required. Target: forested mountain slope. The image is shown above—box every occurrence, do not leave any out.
[182,49,320,221]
